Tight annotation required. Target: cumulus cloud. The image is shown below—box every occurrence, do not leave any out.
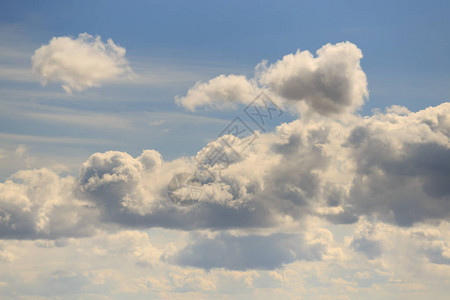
[0,108,449,299]
[69,102,448,236]
[77,146,276,230]
[176,42,368,115]
[4,40,450,281]
[31,33,132,93]
[0,168,96,239]
[175,74,259,111]
[348,218,450,268]
[1,102,449,242]
[0,100,447,252]
[342,103,450,226]
[258,42,368,114]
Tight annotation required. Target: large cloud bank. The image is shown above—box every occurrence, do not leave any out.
[1,102,449,268]
[2,42,449,274]
[31,33,131,93]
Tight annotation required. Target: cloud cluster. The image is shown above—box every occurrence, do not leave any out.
[349,218,450,267]
[1,102,449,239]
[176,42,368,115]
[343,103,450,226]
[77,145,276,230]
[2,41,448,277]
[0,168,96,239]
[31,33,131,93]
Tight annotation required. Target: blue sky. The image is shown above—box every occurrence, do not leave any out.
[1,0,449,173]
[1,1,450,299]
[3,0,450,108]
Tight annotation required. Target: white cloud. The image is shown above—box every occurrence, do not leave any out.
[31,33,132,93]
[77,147,277,229]
[176,42,368,115]
[2,21,450,299]
[87,230,162,267]
[175,74,259,111]
[1,102,449,243]
[1,221,450,298]
[3,38,450,298]
[0,168,97,239]
[258,42,368,115]
[342,103,450,226]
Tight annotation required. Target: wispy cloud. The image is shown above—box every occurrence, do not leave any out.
[0,132,113,145]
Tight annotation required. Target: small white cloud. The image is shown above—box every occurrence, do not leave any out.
[31,33,132,93]
[175,74,258,111]
[386,105,411,115]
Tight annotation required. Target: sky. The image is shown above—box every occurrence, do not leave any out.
[0,0,450,299]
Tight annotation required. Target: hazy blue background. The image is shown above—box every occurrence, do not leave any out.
[1,0,449,177]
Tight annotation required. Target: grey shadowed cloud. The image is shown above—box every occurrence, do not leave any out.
[75,101,449,234]
[170,232,327,270]
[341,105,450,226]
[0,168,97,239]
[258,41,368,115]
[1,102,449,243]
[1,103,449,242]
[176,42,368,115]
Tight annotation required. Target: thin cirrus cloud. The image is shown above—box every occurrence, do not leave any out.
[31,33,132,93]
[176,42,368,115]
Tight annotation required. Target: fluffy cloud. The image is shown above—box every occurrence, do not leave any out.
[258,42,368,114]
[3,40,450,291]
[0,168,96,239]
[175,74,259,111]
[2,103,448,241]
[2,33,450,298]
[77,146,277,230]
[348,218,450,268]
[342,103,450,226]
[31,33,132,93]
[176,42,368,115]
